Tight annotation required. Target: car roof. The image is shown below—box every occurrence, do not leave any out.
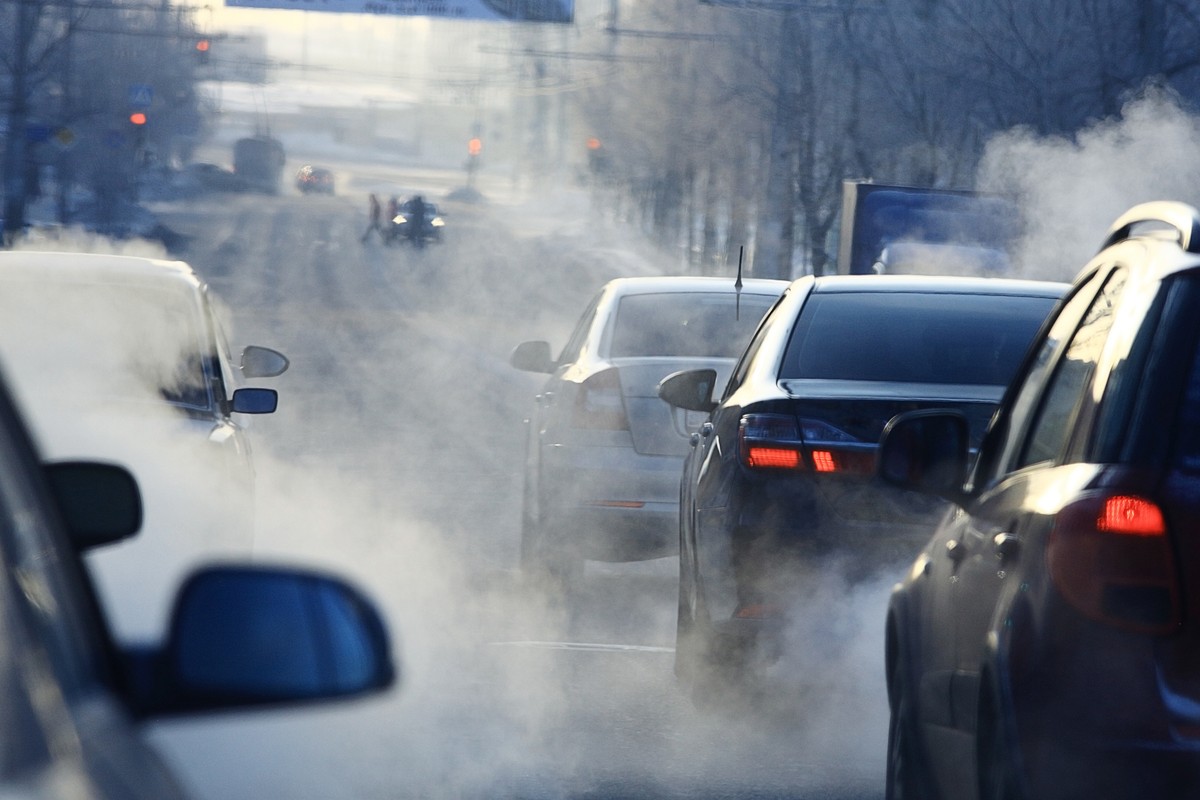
[602,275,790,296]
[0,251,204,290]
[805,273,1068,297]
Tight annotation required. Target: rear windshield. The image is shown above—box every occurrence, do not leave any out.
[780,291,1057,385]
[608,291,780,359]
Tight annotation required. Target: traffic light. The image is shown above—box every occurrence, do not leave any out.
[467,137,482,157]
[195,38,211,64]
[129,112,147,126]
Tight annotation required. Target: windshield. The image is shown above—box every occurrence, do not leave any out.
[0,280,211,411]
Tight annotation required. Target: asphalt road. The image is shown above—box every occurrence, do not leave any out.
[137,169,890,800]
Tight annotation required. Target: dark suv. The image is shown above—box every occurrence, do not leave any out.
[879,202,1200,800]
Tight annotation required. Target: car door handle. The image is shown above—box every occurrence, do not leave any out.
[993,532,1020,560]
[945,539,965,561]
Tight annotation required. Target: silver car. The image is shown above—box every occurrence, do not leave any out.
[511,275,788,581]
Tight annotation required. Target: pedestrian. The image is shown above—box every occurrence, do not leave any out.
[361,193,383,243]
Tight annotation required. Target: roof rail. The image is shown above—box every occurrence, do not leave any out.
[1101,201,1200,254]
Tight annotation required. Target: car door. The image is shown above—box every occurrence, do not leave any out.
[950,267,1127,744]
[911,268,1113,794]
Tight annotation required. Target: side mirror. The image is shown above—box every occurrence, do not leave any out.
[231,387,278,414]
[241,346,289,378]
[658,369,718,413]
[878,410,970,502]
[510,340,554,374]
[44,461,142,551]
[134,564,396,717]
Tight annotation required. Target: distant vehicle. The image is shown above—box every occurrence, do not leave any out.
[389,196,444,247]
[511,276,788,581]
[182,162,245,193]
[0,357,394,799]
[659,274,1066,697]
[295,164,335,195]
[836,180,1022,275]
[879,202,1200,800]
[0,252,289,638]
[232,135,285,195]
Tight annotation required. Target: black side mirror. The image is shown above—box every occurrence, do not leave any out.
[510,340,554,374]
[231,387,278,414]
[134,564,395,717]
[878,410,970,502]
[657,369,718,413]
[240,346,289,378]
[45,461,143,551]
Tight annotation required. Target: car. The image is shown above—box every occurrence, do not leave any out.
[0,358,394,799]
[0,252,289,638]
[295,164,335,195]
[388,196,445,246]
[877,201,1200,800]
[658,274,1067,694]
[510,275,789,581]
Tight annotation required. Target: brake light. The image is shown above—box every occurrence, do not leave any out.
[812,450,836,472]
[573,368,629,430]
[1098,495,1166,536]
[1047,493,1180,634]
[740,414,805,470]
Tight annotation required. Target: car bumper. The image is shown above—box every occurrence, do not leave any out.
[540,443,682,561]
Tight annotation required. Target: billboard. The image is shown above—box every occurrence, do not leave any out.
[223,0,572,22]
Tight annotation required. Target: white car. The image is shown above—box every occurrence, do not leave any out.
[0,252,288,637]
[510,275,788,581]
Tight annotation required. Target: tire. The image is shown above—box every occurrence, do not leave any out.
[977,684,1023,800]
[886,668,932,800]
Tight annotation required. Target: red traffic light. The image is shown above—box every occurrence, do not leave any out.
[195,39,210,53]
[586,136,602,150]
[129,112,147,126]
[467,137,482,157]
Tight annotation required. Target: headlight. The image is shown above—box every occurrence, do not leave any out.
[431,217,445,227]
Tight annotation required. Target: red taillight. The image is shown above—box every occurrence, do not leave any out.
[747,447,802,469]
[812,450,836,472]
[1048,493,1180,634]
[572,368,629,430]
[740,414,805,470]
[1098,495,1166,536]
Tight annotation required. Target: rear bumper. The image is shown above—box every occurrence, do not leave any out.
[539,443,682,561]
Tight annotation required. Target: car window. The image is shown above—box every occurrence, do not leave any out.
[1016,270,1126,469]
[780,291,1057,385]
[606,292,778,359]
[723,291,788,400]
[557,292,601,365]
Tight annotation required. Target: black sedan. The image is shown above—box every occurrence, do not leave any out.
[879,202,1200,800]
[658,274,1066,694]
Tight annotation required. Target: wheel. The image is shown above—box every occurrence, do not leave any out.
[977,685,1023,800]
[886,667,933,800]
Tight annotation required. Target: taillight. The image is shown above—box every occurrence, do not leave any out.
[572,368,629,430]
[739,414,873,473]
[740,414,805,470]
[1047,493,1180,634]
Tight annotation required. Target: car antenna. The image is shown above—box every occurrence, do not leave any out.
[734,245,744,320]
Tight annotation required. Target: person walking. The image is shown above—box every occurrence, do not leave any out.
[361,193,383,243]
